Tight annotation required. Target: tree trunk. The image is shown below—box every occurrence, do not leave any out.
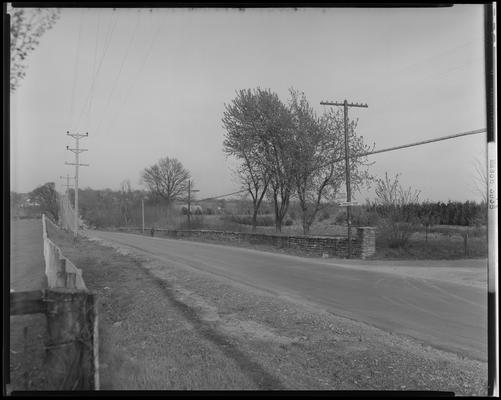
[251,209,258,232]
[303,223,310,235]
[275,220,282,232]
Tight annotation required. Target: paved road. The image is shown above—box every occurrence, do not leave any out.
[10,219,47,292]
[88,230,487,362]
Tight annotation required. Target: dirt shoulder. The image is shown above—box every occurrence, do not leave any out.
[46,225,487,394]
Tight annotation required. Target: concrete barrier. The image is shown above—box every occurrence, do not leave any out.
[39,214,98,390]
[42,214,87,290]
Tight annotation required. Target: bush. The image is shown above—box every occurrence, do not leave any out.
[284,219,293,226]
[377,219,415,248]
[224,214,275,226]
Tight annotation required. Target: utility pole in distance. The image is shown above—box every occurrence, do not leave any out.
[187,180,199,230]
[65,131,89,239]
[60,174,75,193]
[320,99,368,258]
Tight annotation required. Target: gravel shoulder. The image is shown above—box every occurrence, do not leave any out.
[46,225,487,394]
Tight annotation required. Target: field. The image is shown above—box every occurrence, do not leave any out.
[135,211,488,260]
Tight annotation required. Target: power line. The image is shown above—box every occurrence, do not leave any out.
[197,190,247,202]
[69,8,84,129]
[102,10,162,136]
[340,128,486,163]
[74,9,119,131]
[95,10,141,135]
[196,128,486,204]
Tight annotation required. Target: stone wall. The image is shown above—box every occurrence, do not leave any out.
[117,226,376,259]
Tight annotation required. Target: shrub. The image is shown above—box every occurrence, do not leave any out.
[225,214,275,226]
[284,219,293,226]
[377,218,415,248]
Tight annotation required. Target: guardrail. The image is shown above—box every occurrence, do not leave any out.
[10,214,99,390]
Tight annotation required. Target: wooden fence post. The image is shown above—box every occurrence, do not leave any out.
[44,290,97,390]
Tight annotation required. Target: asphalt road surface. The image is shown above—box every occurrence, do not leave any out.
[87,230,487,362]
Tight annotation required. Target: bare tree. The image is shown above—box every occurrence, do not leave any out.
[371,172,420,248]
[10,6,60,93]
[29,182,59,221]
[141,157,190,204]
[374,173,420,207]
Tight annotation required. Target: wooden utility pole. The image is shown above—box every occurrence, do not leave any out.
[187,180,199,230]
[320,99,368,258]
[65,131,89,239]
[142,198,145,234]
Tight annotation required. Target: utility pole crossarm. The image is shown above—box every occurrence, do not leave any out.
[321,100,368,108]
[66,132,88,139]
[66,147,88,154]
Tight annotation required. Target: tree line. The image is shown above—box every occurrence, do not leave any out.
[367,200,487,227]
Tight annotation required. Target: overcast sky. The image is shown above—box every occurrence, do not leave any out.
[10,5,487,202]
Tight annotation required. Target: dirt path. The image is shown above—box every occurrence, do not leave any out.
[45,225,487,394]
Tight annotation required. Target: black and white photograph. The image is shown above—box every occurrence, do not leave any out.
[5,3,497,395]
